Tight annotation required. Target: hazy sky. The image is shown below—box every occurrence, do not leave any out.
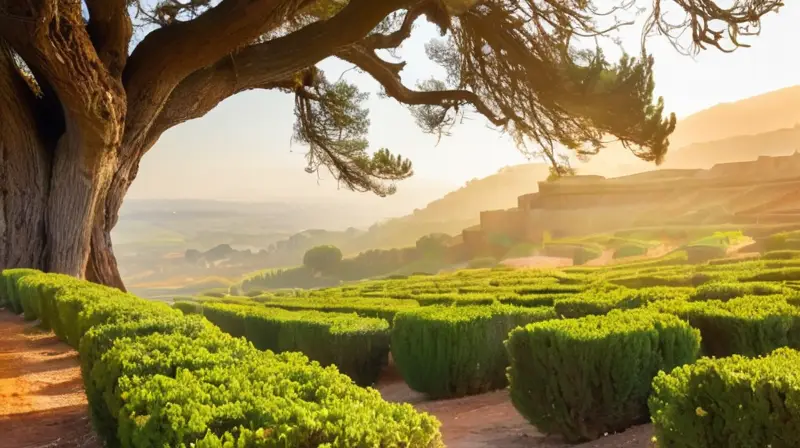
[128,3,800,209]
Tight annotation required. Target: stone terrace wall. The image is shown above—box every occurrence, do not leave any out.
[460,152,800,259]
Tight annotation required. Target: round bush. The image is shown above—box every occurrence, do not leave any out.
[506,309,700,442]
[391,304,555,398]
[650,348,800,447]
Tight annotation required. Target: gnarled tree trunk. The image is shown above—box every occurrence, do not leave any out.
[0,46,50,271]
[0,0,437,291]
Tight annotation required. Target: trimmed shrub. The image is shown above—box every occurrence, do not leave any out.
[651,295,800,357]
[572,245,603,265]
[686,245,726,264]
[691,281,786,301]
[500,292,573,308]
[650,348,800,447]
[506,309,700,442]
[555,287,694,318]
[391,304,556,398]
[204,303,391,386]
[256,296,419,322]
[613,244,648,259]
[201,301,248,337]
[17,273,46,321]
[172,300,203,315]
[414,292,497,306]
[764,231,800,252]
[763,250,800,260]
[742,268,800,282]
[611,272,715,288]
[3,271,443,447]
[1,268,41,313]
[80,315,212,440]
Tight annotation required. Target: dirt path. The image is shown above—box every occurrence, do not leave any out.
[377,365,653,448]
[0,309,651,448]
[0,310,99,448]
[501,256,573,269]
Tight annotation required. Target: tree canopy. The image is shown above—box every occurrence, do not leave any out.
[0,0,784,288]
[303,245,343,273]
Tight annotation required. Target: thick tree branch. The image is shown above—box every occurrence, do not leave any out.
[336,45,509,127]
[0,0,125,165]
[85,0,133,78]
[363,4,426,50]
[122,0,317,151]
[0,43,50,270]
[142,0,420,149]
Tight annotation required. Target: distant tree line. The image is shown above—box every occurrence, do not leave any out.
[239,234,460,291]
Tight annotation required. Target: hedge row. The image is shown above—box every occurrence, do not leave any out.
[650,295,800,357]
[1,270,442,447]
[554,286,693,318]
[690,281,788,301]
[1,268,40,314]
[650,347,800,447]
[252,295,419,321]
[613,243,649,259]
[391,304,555,398]
[192,302,390,386]
[506,309,700,442]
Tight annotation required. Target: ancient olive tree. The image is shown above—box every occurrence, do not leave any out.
[0,0,782,289]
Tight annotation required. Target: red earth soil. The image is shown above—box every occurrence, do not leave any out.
[0,311,99,448]
[0,310,652,448]
[377,362,654,448]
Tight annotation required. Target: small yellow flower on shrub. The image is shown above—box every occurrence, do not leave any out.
[695,407,708,417]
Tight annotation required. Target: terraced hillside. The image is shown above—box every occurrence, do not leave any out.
[461,152,800,260]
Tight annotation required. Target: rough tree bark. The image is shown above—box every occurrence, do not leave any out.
[0,46,50,271]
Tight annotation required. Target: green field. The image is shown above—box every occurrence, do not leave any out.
[4,241,800,446]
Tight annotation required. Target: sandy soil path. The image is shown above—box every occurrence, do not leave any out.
[0,309,652,448]
[0,311,99,448]
[377,364,653,448]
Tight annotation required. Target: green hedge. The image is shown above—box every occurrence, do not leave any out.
[762,250,800,260]
[572,245,604,265]
[201,302,249,337]
[1,268,41,313]
[554,287,694,318]
[613,244,648,260]
[686,245,727,264]
[506,309,700,442]
[3,270,442,447]
[613,244,648,259]
[245,306,390,387]
[254,295,419,322]
[391,304,555,398]
[172,300,203,315]
[650,348,800,447]
[691,281,786,301]
[650,295,800,357]
[201,302,390,386]
[610,272,715,289]
[741,267,800,282]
